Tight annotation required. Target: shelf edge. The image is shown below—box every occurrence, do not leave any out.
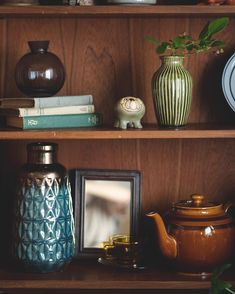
[0,5,235,16]
[0,280,212,290]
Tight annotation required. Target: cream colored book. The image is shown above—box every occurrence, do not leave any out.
[0,104,95,117]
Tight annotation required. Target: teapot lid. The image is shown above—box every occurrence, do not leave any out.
[173,194,228,218]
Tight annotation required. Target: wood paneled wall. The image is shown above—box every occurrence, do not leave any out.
[2,139,235,212]
[0,16,235,123]
[1,15,235,263]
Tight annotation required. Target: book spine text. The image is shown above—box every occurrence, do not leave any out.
[22,113,102,129]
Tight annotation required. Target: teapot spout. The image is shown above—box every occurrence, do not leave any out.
[146,212,177,260]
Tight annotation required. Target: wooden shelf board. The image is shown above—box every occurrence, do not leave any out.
[0,5,235,16]
[0,261,225,290]
[0,124,235,140]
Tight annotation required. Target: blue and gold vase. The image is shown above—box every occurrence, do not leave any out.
[13,142,75,273]
[152,56,193,128]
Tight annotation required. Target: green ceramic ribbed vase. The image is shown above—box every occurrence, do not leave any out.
[152,56,193,128]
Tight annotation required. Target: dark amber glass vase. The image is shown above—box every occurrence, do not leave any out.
[15,40,65,97]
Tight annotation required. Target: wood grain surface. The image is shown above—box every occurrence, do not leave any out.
[0,7,235,291]
[0,15,235,124]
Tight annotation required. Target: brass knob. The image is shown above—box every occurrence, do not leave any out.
[191,194,204,206]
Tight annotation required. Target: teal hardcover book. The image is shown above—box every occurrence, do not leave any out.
[6,112,102,129]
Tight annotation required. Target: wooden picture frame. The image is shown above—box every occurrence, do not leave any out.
[74,169,141,258]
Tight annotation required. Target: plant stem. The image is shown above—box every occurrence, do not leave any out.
[226,288,235,294]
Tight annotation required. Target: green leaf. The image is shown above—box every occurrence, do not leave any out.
[185,43,194,51]
[211,263,232,281]
[146,17,228,57]
[199,17,229,40]
[173,36,183,48]
[208,17,229,36]
[145,35,161,46]
[210,280,232,294]
[199,38,210,47]
[156,42,169,55]
[210,264,234,294]
[183,35,193,41]
[199,21,211,40]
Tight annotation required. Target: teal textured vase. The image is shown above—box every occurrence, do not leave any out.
[13,142,75,273]
[152,56,193,128]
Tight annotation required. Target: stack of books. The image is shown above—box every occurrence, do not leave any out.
[0,94,102,130]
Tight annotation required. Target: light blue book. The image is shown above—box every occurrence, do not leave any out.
[0,95,93,108]
[6,112,102,130]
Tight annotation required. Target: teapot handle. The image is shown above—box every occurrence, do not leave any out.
[223,202,234,213]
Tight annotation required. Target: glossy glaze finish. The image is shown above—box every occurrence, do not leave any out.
[13,142,75,273]
[169,223,235,274]
[152,56,193,128]
[15,41,65,97]
[114,96,146,129]
[147,194,235,274]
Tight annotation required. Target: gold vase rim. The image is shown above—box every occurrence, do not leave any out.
[160,55,185,60]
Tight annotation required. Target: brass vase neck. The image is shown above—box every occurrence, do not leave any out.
[161,55,184,65]
[27,142,58,165]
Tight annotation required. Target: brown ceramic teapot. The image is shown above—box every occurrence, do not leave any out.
[146,194,235,275]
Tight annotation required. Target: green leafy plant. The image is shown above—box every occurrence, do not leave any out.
[210,263,235,294]
[146,17,229,56]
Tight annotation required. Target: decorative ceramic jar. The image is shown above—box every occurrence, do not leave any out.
[15,40,65,97]
[114,96,146,129]
[146,194,235,275]
[13,142,75,273]
[152,55,192,128]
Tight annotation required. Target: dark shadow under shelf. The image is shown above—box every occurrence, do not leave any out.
[1,260,233,290]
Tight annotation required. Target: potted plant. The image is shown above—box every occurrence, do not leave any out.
[210,263,235,294]
[146,17,229,128]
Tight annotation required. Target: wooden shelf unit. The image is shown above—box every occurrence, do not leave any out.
[0,5,235,16]
[0,4,235,293]
[1,124,235,139]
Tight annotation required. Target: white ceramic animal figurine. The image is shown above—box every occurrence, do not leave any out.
[114,96,146,130]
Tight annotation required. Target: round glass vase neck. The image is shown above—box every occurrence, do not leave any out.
[28,40,49,53]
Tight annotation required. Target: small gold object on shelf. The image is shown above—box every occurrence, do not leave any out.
[99,235,145,270]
